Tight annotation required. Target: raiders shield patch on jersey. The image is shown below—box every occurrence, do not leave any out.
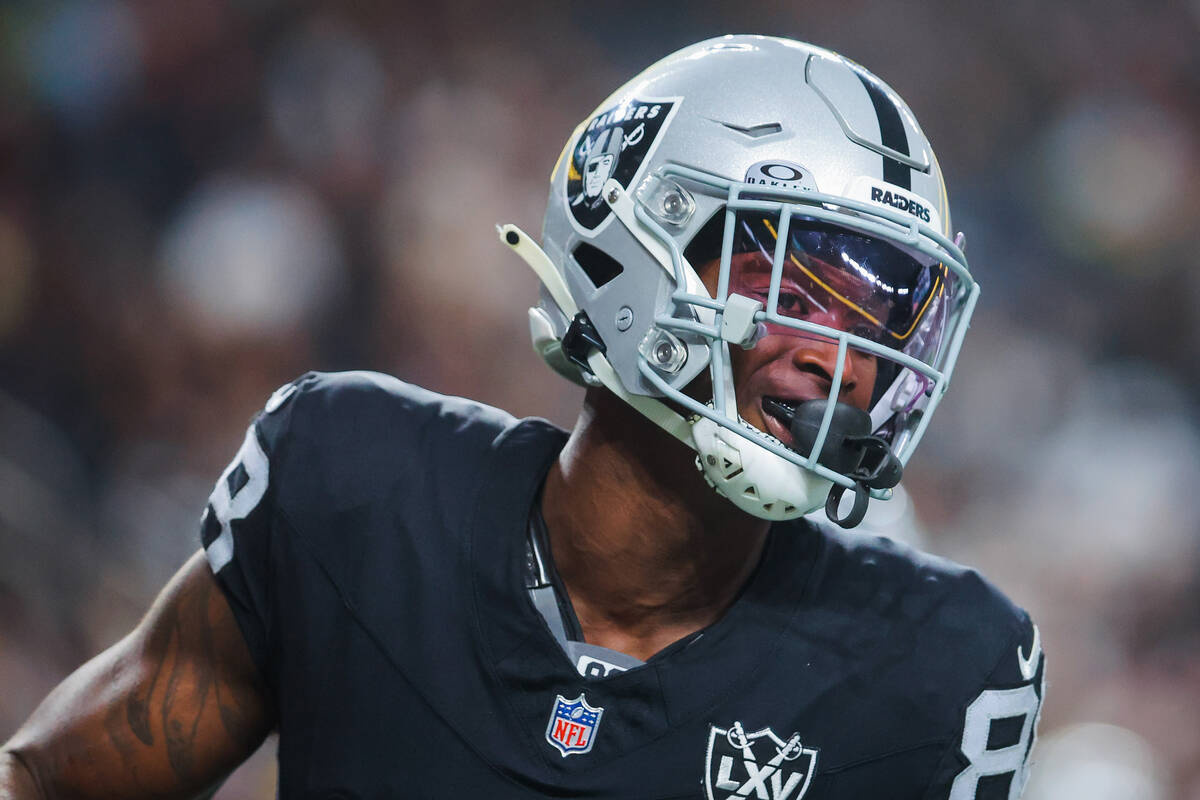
[704,721,818,800]
[566,98,676,230]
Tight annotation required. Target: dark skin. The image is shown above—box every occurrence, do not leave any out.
[723,251,881,448]
[0,553,273,799]
[0,253,879,797]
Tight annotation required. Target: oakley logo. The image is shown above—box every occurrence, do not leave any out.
[744,161,816,193]
[761,164,802,181]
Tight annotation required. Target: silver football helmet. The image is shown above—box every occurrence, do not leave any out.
[501,35,978,528]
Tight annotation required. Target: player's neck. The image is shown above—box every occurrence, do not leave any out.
[540,388,770,661]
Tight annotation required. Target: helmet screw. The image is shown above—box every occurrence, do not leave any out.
[615,306,634,331]
[637,327,688,374]
[706,455,717,466]
[606,187,620,204]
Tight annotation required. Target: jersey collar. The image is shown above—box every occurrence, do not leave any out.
[468,416,824,773]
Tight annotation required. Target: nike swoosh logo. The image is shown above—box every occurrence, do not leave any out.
[1017,624,1041,681]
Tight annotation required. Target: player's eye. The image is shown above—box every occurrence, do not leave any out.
[776,291,812,316]
[851,323,884,344]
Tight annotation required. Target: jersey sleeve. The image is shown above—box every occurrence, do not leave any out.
[922,611,1046,800]
[198,376,307,681]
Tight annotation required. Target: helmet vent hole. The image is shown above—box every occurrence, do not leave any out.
[571,242,624,289]
[683,209,725,268]
[742,485,758,499]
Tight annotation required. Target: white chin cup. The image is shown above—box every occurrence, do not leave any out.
[690,414,832,521]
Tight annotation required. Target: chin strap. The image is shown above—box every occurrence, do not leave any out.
[762,398,903,528]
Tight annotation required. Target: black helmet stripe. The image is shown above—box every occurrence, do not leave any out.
[855,73,911,190]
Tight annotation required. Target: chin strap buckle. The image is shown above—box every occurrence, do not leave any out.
[561,311,607,373]
[848,436,903,491]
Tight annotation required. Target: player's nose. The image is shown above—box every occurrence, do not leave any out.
[789,314,863,401]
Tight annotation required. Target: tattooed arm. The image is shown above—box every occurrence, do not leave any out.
[0,552,274,800]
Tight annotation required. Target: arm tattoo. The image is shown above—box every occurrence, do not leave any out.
[159,577,214,781]
[126,609,171,747]
[103,569,267,786]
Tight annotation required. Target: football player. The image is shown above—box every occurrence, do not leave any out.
[1,36,1044,799]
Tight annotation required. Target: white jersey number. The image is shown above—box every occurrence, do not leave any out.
[948,654,1044,799]
[204,424,270,573]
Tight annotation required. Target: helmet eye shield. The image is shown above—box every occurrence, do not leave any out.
[687,210,954,359]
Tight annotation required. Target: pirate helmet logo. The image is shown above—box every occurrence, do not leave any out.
[565,98,676,231]
[581,127,623,200]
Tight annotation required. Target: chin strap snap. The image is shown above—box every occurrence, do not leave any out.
[824,483,870,529]
[560,311,607,373]
[762,398,904,528]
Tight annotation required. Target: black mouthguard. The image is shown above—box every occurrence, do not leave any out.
[761,398,904,528]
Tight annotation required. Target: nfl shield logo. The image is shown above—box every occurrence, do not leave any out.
[704,721,818,800]
[545,694,604,757]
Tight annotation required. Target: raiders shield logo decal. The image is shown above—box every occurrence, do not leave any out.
[566,97,677,231]
[704,721,818,800]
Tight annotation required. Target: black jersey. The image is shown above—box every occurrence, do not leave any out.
[199,371,1044,799]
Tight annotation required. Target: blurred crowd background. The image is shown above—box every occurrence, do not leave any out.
[0,0,1197,797]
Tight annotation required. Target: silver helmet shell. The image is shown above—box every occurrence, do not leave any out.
[511,35,977,524]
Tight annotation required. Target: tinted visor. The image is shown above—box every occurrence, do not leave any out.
[687,211,951,352]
